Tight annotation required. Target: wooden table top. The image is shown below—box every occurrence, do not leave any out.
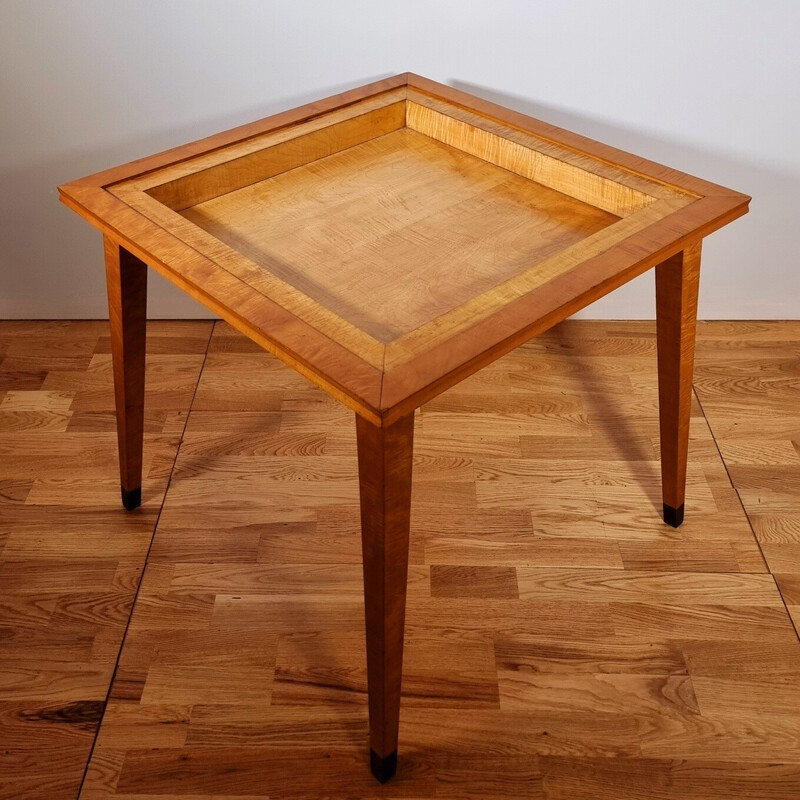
[59,73,749,425]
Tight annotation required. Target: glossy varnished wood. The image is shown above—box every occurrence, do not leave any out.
[180,129,616,342]
[55,73,751,786]
[356,412,414,780]
[656,242,702,526]
[59,73,750,423]
[104,238,148,509]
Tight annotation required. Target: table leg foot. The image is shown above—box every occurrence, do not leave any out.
[663,503,684,528]
[121,487,142,510]
[370,749,397,783]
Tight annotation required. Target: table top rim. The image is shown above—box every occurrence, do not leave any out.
[58,73,750,424]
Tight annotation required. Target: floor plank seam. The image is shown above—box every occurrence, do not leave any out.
[74,319,217,799]
[693,385,800,643]
[5,320,795,798]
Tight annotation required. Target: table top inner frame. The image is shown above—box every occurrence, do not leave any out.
[105,84,695,366]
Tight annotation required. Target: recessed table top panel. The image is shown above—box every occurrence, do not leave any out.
[179,128,618,342]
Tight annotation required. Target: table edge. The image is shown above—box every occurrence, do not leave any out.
[57,73,751,426]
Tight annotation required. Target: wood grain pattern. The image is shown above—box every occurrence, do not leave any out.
[693,321,800,636]
[356,412,415,776]
[381,195,684,372]
[403,74,748,200]
[104,239,148,508]
[59,73,750,423]
[143,92,407,209]
[0,320,790,799]
[51,71,756,792]
[405,96,666,216]
[0,320,211,800]
[179,128,617,342]
[656,241,702,522]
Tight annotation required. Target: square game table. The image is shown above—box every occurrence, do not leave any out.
[59,73,750,782]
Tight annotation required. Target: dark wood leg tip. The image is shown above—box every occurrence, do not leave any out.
[663,503,684,528]
[370,749,397,783]
[121,487,142,510]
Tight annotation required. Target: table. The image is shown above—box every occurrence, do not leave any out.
[59,73,749,782]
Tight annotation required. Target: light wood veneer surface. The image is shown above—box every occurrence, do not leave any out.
[59,74,750,422]
[180,129,617,342]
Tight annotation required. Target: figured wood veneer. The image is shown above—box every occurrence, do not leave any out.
[179,129,618,342]
[61,73,749,424]
[57,74,750,784]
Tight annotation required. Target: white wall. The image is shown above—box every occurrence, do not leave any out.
[1,0,798,320]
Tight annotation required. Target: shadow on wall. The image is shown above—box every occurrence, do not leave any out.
[3,74,797,319]
[451,80,800,320]
[0,75,394,319]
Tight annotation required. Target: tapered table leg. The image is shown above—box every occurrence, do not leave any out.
[655,241,701,528]
[104,236,147,510]
[356,411,414,783]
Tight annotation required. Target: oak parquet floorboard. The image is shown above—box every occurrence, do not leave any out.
[0,321,212,800]
[2,320,800,799]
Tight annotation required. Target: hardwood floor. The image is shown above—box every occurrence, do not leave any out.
[1,319,798,799]
[0,320,213,800]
